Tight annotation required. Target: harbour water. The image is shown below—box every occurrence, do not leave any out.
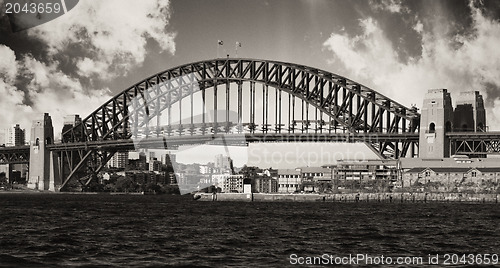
[0,193,498,267]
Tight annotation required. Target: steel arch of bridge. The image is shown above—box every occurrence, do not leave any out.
[59,58,420,190]
[63,58,420,147]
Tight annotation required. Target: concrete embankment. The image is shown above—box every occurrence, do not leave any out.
[195,192,499,203]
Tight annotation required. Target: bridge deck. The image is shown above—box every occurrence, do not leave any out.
[0,146,30,164]
[50,133,420,151]
[447,132,500,139]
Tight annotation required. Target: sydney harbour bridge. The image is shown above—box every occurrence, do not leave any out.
[1,58,500,191]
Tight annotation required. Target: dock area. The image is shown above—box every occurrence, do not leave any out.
[195,192,499,203]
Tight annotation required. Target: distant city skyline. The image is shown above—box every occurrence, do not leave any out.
[171,142,379,169]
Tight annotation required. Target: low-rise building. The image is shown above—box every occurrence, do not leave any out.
[253,176,278,193]
[298,167,332,192]
[334,159,399,192]
[277,169,302,193]
[401,157,500,192]
[211,174,244,193]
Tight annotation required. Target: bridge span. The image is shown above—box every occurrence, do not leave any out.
[0,58,497,191]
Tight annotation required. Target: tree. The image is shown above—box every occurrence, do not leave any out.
[239,165,260,179]
[0,172,7,187]
[115,177,138,192]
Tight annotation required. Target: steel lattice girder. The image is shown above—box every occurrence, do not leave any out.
[0,146,30,164]
[57,59,423,190]
[448,132,500,155]
[58,148,116,190]
[62,59,420,144]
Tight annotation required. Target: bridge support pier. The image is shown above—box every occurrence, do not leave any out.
[49,151,62,191]
[27,113,57,191]
[419,89,454,158]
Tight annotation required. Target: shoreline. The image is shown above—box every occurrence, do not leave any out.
[195,192,500,203]
[2,190,498,203]
[0,190,145,195]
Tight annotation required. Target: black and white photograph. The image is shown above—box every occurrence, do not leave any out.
[0,0,499,267]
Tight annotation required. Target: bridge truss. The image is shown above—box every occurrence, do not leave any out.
[58,58,421,190]
[448,132,500,156]
[0,146,30,165]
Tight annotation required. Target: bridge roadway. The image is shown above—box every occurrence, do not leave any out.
[51,132,420,150]
[446,131,500,139]
[0,132,419,164]
[0,145,30,164]
[447,131,500,155]
[3,131,500,165]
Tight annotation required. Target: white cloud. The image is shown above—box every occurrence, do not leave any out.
[76,57,110,78]
[0,45,33,130]
[0,1,177,139]
[28,0,176,79]
[413,20,423,34]
[323,3,500,130]
[370,0,408,14]
[18,55,113,140]
[0,45,18,82]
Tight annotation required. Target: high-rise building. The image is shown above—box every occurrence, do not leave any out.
[107,151,129,169]
[149,159,162,172]
[0,131,5,146]
[62,115,82,142]
[161,153,176,165]
[3,124,25,147]
[214,154,232,172]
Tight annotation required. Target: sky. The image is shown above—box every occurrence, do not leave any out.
[1,0,500,168]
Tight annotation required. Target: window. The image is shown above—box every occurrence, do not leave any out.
[471,171,477,177]
[429,123,435,133]
[425,171,431,177]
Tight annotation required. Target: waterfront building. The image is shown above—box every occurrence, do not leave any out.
[211,174,244,193]
[334,159,399,192]
[277,169,302,193]
[300,167,331,180]
[298,167,332,192]
[253,176,278,193]
[224,175,244,193]
[400,157,500,192]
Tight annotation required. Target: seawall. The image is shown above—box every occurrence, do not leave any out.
[195,192,499,203]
